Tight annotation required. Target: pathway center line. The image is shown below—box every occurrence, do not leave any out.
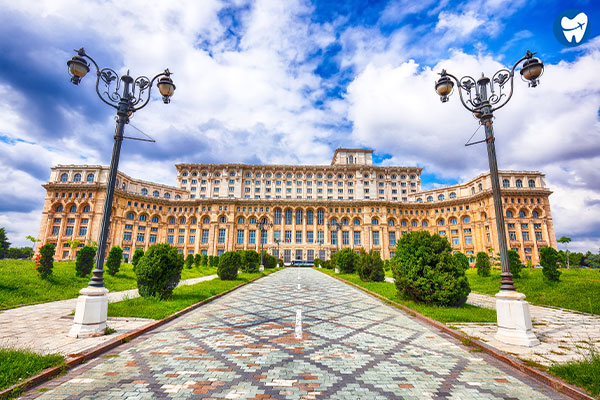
[295,309,302,339]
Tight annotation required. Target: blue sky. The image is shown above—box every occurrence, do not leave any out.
[0,0,599,251]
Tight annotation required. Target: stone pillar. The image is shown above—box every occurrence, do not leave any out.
[495,291,540,347]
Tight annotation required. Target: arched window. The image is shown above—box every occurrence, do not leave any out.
[471,187,475,195]
[126,212,135,220]
[274,208,282,224]
[190,217,197,224]
[502,179,510,188]
[417,198,423,203]
[153,190,159,197]
[179,217,186,224]
[73,173,81,182]
[426,196,433,202]
[437,219,445,226]
[69,205,77,213]
[86,173,95,182]
[139,214,147,222]
[401,220,408,227]
[506,210,513,218]
[261,217,268,224]
[168,217,175,224]
[348,155,354,164]
[152,216,159,223]
[219,216,226,223]
[463,216,471,224]
[438,194,445,201]
[353,218,361,225]
[450,217,457,225]
[330,218,338,225]
[60,173,68,182]
[203,217,210,224]
[164,192,171,199]
[411,220,418,227]
[341,218,349,225]
[528,180,536,188]
[296,209,303,224]
[56,205,64,212]
[306,209,314,225]
[388,219,395,226]
[422,220,428,227]
[532,210,539,218]
[449,192,456,199]
[516,179,523,188]
[249,217,257,224]
[141,188,148,195]
[182,172,188,176]
[478,183,483,192]
[317,209,325,225]
[371,218,379,225]
[285,209,292,224]
[238,217,246,224]
[175,195,181,199]
[83,205,91,213]
[519,210,526,218]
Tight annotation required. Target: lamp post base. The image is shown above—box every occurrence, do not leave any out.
[68,286,109,338]
[494,290,540,347]
[334,267,340,273]
[259,264,264,272]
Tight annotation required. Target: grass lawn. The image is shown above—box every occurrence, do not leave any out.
[108,269,281,320]
[549,349,600,397]
[0,259,217,310]
[0,348,64,390]
[317,269,496,323]
[466,268,600,315]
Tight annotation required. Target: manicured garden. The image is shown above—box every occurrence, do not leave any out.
[0,259,216,310]
[0,348,64,391]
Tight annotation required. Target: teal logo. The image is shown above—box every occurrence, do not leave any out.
[554,10,590,47]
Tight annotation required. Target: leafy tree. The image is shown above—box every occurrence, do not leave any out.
[185,254,194,269]
[383,259,391,271]
[357,249,385,282]
[261,250,277,269]
[25,235,40,254]
[240,250,260,273]
[7,247,33,259]
[557,236,572,269]
[66,240,82,261]
[37,243,55,279]
[334,248,358,273]
[540,246,561,282]
[475,252,491,277]
[75,245,96,277]
[525,258,534,269]
[507,249,523,278]
[0,228,10,259]
[194,253,201,267]
[391,231,470,306]
[106,246,123,276]
[132,248,144,267]
[218,251,240,280]
[454,252,470,271]
[209,255,220,268]
[201,254,208,266]
[569,252,584,268]
[313,258,322,268]
[134,244,184,299]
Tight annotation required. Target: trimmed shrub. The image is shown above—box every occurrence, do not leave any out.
[218,251,240,280]
[134,244,184,299]
[240,250,260,273]
[194,254,201,267]
[357,249,385,282]
[391,231,470,306]
[454,252,469,271]
[36,243,55,279]
[277,258,284,267]
[132,248,144,267]
[209,255,219,268]
[106,246,123,276]
[383,259,391,271]
[321,259,333,269]
[75,246,96,277]
[540,246,561,282]
[475,252,491,277]
[314,258,322,268]
[185,254,194,269]
[507,249,523,278]
[201,254,208,266]
[261,251,277,269]
[334,248,358,273]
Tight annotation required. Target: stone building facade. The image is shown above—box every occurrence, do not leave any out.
[36,149,556,264]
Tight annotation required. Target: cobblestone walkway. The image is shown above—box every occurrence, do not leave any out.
[0,275,217,356]
[22,269,567,399]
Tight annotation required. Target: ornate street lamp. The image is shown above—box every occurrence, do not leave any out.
[434,50,543,347]
[256,218,272,271]
[66,48,175,337]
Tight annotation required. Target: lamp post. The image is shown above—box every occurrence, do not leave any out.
[317,239,323,267]
[274,238,281,267]
[256,218,272,271]
[434,50,543,347]
[66,48,175,337]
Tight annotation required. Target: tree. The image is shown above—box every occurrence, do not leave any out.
[0,228,11,259]
[134,244,184,299]
[261,250,277,269]
[194,253,201,267]
[507,249,523,278]
[37,243,55,279]
[391,231,470,306]
[335,248,358,273]
[557,236,572,269]
[475,252,491,277]
[218,251,240,280]
[357,249,385,282]
[185,254,194,269]
[132,248,144,267]
[240,250,260,273]
[25,235,40,254]
[540,246,561,282]
[209,255,219,268]
[454,252,470,271]
[7,247,33,259]
[201,254,208,266]
[106,246,123,276]
[75,245,96,277]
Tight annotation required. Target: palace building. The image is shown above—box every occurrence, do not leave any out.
[36,148,556,264]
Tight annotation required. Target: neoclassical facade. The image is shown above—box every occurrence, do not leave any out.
[37,148,556,264]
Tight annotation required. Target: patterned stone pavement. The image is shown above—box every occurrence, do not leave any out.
[22,268,569,399]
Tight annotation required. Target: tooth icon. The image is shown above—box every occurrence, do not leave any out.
[561,12,588,43]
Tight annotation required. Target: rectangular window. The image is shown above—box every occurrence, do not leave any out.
[318,231,324,243]
[285,230,292,243]
[65,226,73,236]
[217,249,224,256]
[149,234,157,243]
[51,226,60,236]
[372,231,379,245]
[178,235,184,243]
[123,232,132,241]
[296,231,302,243]
[330,231,337,245]
[167,235,174,243]
[464,236,473,245]
[137,233,145,242]
[261,229,267,244]
[342,231,349,245]
[202,229,209,243]
[307,249,314,262]
[188,236,195,244]
[353,231,361,246]
[249,230,256,244]
[452,237,459,246]
[284,249,291,262]
[522,232,530,241]
[218,229,226,243]
[237,230,244,244]
[274,230,281,242]
[535,231,543,241]
[295,249,303,260]
[509,231,517,240]
[306,231,314,243]
[521,223,528,229]
[78,226,87,236]
[389,231,396,246]
[200,249,207,255]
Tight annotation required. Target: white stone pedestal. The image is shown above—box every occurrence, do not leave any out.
[259,265,264,272]
[68,287,109,338]
[495,290,540,347]
[334,267,340,273]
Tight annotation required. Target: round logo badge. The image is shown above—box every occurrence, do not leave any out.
[553,10,590,47]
